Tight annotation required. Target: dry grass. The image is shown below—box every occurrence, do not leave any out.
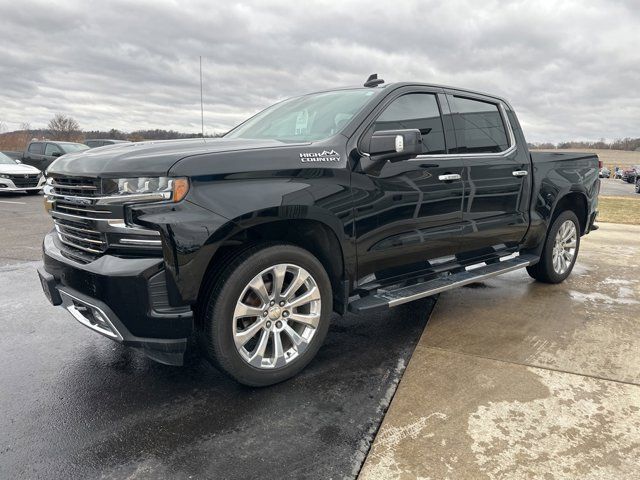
[597,196,640,225]
[537,148,640,170]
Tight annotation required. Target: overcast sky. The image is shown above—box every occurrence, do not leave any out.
[0,0,638,143]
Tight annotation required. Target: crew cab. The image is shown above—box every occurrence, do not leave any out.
[38,76,600,386]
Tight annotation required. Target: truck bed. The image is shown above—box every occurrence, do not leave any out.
[531,151,599,165]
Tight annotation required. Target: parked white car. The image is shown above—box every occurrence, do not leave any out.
[0,152,45,194]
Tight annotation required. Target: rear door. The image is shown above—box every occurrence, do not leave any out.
[447,93,531,257]
[352,88,466,281]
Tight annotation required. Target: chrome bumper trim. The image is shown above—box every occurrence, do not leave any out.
[60,290,124,341]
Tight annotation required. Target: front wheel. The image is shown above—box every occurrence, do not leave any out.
[199,244,332,386]
[635,179,640,194]
[527,210,581,284]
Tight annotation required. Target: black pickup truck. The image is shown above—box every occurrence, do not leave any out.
[38,76,600,386]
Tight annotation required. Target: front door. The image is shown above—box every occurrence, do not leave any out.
[352,89,465,282]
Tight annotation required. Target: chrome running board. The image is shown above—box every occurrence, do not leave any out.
[348,254,538,313]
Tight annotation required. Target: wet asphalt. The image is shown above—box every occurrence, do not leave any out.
[0,193,435,480]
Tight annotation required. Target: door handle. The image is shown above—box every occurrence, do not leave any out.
[512,170,528,177]
[438,174,461,181]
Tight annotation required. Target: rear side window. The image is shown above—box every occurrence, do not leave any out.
[373,93,446,154]
[450,97,509,153]
[28,142,44,154]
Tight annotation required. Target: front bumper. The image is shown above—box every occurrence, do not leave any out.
[40,231,193,365]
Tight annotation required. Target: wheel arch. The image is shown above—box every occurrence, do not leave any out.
[197,212,350,315]
[551,190,589,235]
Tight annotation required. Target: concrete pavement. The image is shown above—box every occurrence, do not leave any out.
[360,222,640,479]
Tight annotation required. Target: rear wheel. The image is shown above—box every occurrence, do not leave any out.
[527,210,580,284]
[199,244,332,386]
[635,178,640,194]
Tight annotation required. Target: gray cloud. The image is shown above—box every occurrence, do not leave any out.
[0,0,638,142]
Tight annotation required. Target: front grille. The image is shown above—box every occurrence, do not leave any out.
[49,175,110,261]
[51,176,101,197]
[54,217,108,258]
[9,174,40,188]
[52,201,111,218]
[47,175,161,263]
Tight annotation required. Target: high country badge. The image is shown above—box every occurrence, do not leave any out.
[299,150,341,162]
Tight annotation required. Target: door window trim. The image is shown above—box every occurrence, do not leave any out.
[355,87,449,157]
[414,97,517,161]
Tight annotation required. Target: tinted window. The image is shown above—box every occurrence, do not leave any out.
[28,142,44,154]
[451,96,509,153]
[373,94,446,154]
[85,140,100,148]
[45,143,62,156]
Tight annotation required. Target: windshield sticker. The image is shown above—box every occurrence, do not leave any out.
[295,110,309,135]
[299,150,341,162]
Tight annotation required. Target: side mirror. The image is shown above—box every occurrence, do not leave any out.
[368,129,422,162]
[51,151,62,158]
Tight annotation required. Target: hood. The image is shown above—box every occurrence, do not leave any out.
[46,138,309,177]
[0,163,42,175]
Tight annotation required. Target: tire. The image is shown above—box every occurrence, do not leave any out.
[526,210,581,284]
[636,179,640,194]
[198,243,332,386]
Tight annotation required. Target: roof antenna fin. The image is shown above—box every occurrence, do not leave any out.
[364,73,384,88]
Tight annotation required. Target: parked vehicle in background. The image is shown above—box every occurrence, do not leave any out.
[1,151,24,161]
[84,139,130,148]
[599,167,610,178]
[38,77,600,386]
[627,165,640,185]
[622,168,636,183]
[614,168,623,179]
[0,152,44,194]
[22,141,89,171]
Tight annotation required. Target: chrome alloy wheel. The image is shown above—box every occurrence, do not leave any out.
[232,263,321,369]
[552,220,577,275]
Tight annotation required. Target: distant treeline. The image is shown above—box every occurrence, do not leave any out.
[0,128,224,151]
[83,128,225,142]
[529,138,640,151]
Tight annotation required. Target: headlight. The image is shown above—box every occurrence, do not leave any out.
[106,176,190,203]
[0,174,9,179]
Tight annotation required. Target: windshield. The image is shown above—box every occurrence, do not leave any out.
[225,89,376,142]
[0,152,18,165]
[60,143,90,153]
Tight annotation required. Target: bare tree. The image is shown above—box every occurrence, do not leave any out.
[47,113,82,141]
[0,120,6,133]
